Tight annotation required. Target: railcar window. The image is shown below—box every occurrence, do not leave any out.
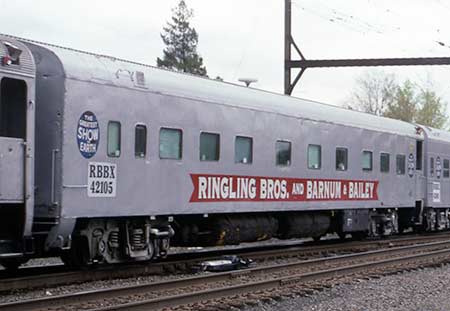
[0,78,27,138]
[308,145,322,169]
[107,121,121,157]
[276,141,291,166]
[200,132,220,161]
[235,136,253,164]
[396,155,406,175]
[135,125,147,158]
[416,141,423,171]
[362,151,373,171]
[430,157,435,177]
[159,128,182,160]
[380,153,390,173]
[444,159,450,178]
[336,148,348,171]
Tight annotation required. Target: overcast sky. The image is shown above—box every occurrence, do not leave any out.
[2,0,450,107]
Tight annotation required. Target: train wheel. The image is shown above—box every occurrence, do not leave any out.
[61,236,90,268]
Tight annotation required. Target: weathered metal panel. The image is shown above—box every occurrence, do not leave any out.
[422,126,450,144]
[0,138,24,202]
[0,34,35,77]
[6,35,437,235]
[57,78,418,219]
[28,40,423,140]
[0,34,36,238]
[24,42,65,219]
[424,138,450,208]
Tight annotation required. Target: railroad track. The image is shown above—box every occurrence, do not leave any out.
[1,237,450,311]
[0,233,448,293]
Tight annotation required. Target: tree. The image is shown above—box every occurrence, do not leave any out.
[415,88,447,128]
[157,0,207,76]
[348,71,448,129]
[384,80,416,122]
[348,70,397,116]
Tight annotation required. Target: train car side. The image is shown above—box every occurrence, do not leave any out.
[1,34,450,268]
[37,44,427,264]
[0,36,36,269]
[419,127,450,231]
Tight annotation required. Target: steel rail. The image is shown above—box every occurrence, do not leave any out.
[1,239,450,311]
[0,233,447,292]
[98,248,450,311]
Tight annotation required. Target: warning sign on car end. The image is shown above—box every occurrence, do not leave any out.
[88,162,117,197]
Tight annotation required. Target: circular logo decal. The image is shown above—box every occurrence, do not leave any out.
[408,153,415,178]
[77,111,100,159]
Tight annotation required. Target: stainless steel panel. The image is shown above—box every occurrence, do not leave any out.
[0,137,24,202]
[0,34,36,77]
[59,79,417,219]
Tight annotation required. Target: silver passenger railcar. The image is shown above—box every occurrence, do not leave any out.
[0,34,448,268]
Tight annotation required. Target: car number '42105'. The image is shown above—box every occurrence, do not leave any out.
[87,162,117,197]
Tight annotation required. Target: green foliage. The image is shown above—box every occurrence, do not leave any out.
[384,80,416,122]
[348,71,448,129]
[415,88,447,129]
[157,0,207,76]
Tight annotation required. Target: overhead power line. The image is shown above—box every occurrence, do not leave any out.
[284,0,450,95]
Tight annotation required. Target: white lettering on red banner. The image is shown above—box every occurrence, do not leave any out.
[189,174,378,202]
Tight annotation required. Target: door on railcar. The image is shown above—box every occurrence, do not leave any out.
[0,77,26,242]
[414,140,426,200]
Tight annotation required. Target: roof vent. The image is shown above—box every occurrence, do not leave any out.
[238,78,258,87]
[2,42,22,66]
[135,71,147,88]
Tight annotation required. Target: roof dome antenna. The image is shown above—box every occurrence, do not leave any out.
[238,78,258,87]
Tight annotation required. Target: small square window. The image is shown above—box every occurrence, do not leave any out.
[276,141,291,166]
[336,148,348,171]
[107,121,121,157]
[159,128,182,160]
[362,151,373,171]
[444,159,449,178]
[135,125,147,158]
[308,145,322,169]
[235,136,253,164]
[200,132,220,161]
[396,155,406,175]
[380,153,390,173]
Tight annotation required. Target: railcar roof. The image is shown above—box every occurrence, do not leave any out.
[422,127,450,144]
[8,34,433,140]
[0,35,35,77]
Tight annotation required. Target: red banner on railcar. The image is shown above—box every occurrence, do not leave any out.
[189,174,379,203]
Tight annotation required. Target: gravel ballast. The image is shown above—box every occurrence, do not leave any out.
[244,264,450,311]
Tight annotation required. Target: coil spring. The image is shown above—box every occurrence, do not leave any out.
[132,228,145,249]
[109,231,119,248]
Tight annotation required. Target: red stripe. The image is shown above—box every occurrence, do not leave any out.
[190,174,379,203]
